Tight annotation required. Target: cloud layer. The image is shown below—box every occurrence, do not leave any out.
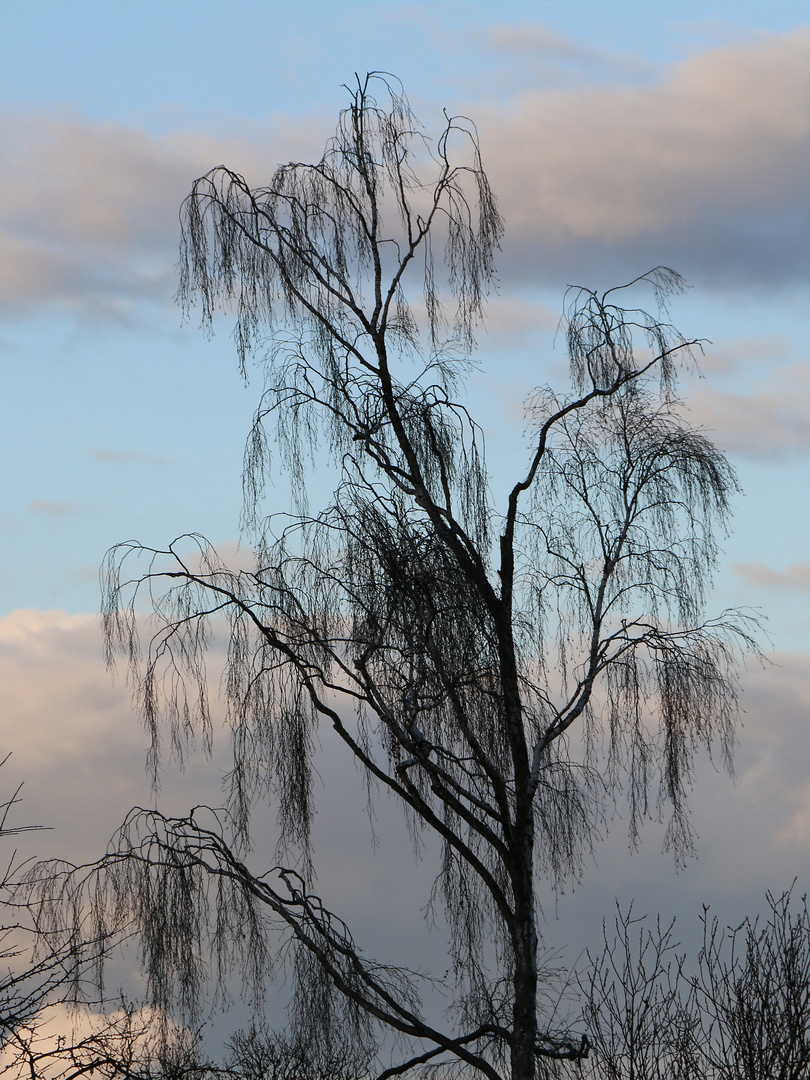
[2,29,810,321]
[481,27,810,289]
[0,112,306,320]
[1,608,807,927]
[0,605,807,1055]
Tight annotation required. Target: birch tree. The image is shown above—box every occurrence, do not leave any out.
[30,74,756,1080]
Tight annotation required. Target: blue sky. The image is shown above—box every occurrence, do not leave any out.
[2,0,810,1054]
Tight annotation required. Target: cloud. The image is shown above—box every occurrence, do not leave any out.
[1,607,807,884]
[480,20,651,84]
[478,27,810,291]
[90,447,168,465]
[691,333,790,376]
[0,608,808,1036]
[734,562,810,592]
[684,361,810,456]
[475,293,557,348]
[731,653,810,853]
[548,649,810,949]
[28,499,81,515]
[486,21,605,62]
[0,109,319,322]
[0,1000,192,1078]
[0,607,449,1003]
[0,112,186,319]
[0,609,222,860]
[3,29,810,321]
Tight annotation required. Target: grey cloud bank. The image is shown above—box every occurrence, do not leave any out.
[0,112,302,320]
[481,28,810,290]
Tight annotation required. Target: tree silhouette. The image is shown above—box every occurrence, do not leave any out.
[694,889,810,1080]
[578,890,810,1080]
[29,74,757,1080]
[0,762,139,1079]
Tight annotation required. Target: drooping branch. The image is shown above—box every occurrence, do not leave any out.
[24,809,509,1080]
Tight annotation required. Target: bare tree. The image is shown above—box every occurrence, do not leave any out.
[0,762,135,1079]
[576,890,810,1080]
[4,1000,215,1080]
[223,1028,367,1080]
[28,74,757,1080]
[577,906,695,1080]
[693,888,810,1080]
[0,763,66,1051]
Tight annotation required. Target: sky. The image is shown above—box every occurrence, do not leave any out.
[2,0,810,1053]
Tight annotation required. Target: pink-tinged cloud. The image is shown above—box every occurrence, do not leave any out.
[478,27,810,289]
[684,361,810,455]
[734,562,810,592]
[0,609,225,865]
[0,109,318,321]
[2,29,810,320]
[0,1004,182,1079]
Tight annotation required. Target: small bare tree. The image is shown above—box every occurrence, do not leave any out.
[577,906,696,1080]
[0,763,138,1080]
[693,889,810,1080]
[0,766,67,1052]
[577,890,810,1080]
[28,74,756,1080]
[224,1028,367,1080]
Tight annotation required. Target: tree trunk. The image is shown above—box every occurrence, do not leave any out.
[511,817,538,1080]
